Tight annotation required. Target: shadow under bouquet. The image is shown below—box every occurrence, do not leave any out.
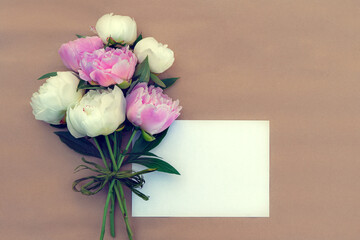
[30,13,182,240]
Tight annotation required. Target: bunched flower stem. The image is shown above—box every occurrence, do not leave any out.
[110,132,118,237]
[117,129,137,169]
[114,181,133,240]
[113,129,137,239]
[105,134,117,237]
[93,138,109,169]
[110,194,116,237]
[100,180,115,240]
[95,136,116,237]
[105,135,118,171]
[113,132,118,161]
[96,129,138,240]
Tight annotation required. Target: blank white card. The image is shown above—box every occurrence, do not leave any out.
[132,120,269,217]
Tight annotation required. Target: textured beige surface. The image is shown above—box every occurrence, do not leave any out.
[1,0,360,239]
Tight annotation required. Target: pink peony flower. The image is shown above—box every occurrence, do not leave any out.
[126,82,182,135]
[58,36,103,72]
[79,47,137,87]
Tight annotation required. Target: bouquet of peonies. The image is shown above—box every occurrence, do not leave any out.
[30,13,181,240]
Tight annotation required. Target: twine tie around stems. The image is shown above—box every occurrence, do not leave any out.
[72,157,156,199]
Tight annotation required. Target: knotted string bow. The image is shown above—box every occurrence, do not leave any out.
[72,157,156,200]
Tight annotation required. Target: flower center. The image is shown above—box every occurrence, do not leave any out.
[82,105,94,115]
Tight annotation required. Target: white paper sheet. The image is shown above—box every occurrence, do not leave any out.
[132,120,269,217]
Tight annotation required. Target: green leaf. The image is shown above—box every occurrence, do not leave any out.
[77,79,87,91]
[134,56,150,83]
[38,72,57,80]
[150,73,166,88]
[76,34,86,38]
[133,66,142,78]
[81,85,106,90]
[131,135,148,155]
[140,67,150,83]
[126,79,139,95]
[124,150,160,163]
[161,77,180,88]
[54,131,101,159]
[50,124,67,129]
[77,81,106,90]
[125,152,161,158]
[131,128,169,153]
[141,129,155,142]
[144,128,169,152]
[125,157,180,175]
[134,59,145,78]
[131,34,142,48]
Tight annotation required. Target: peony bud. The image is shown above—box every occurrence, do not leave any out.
[30,72,84,125]
[95,13,137,44]
[134,37,175,74]
[58,36,103,72]
[66,86,126,138]
[126,83,181,135]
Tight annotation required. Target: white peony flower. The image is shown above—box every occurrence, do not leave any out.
[30,71,84,125]
[134,37,175,74]
[95,13,137,44]
[66,86,126,138]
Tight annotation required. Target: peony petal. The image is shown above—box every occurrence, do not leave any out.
[125,83,181,135]
[78,47,136,86]
[31,72,84,125]
[66,86,126,138]
[139,105,170,135]
[59,44,79,71]
[89,70,115,87]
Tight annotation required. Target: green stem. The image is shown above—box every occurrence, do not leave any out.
[119,183,132,239]
[93,138,109,169]
[117,129,137,169]
[110,194,115,237]
[100,130,137,240]
[113,183,125,213]
[100,180,115,240]
[105,135,118,171]
[113,132,117,161]
[105,134,118,238]
[114,181,133,240]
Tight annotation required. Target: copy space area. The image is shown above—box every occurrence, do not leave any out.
[132,120,269,217]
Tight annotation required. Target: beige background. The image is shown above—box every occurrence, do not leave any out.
[1,0,360,239]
